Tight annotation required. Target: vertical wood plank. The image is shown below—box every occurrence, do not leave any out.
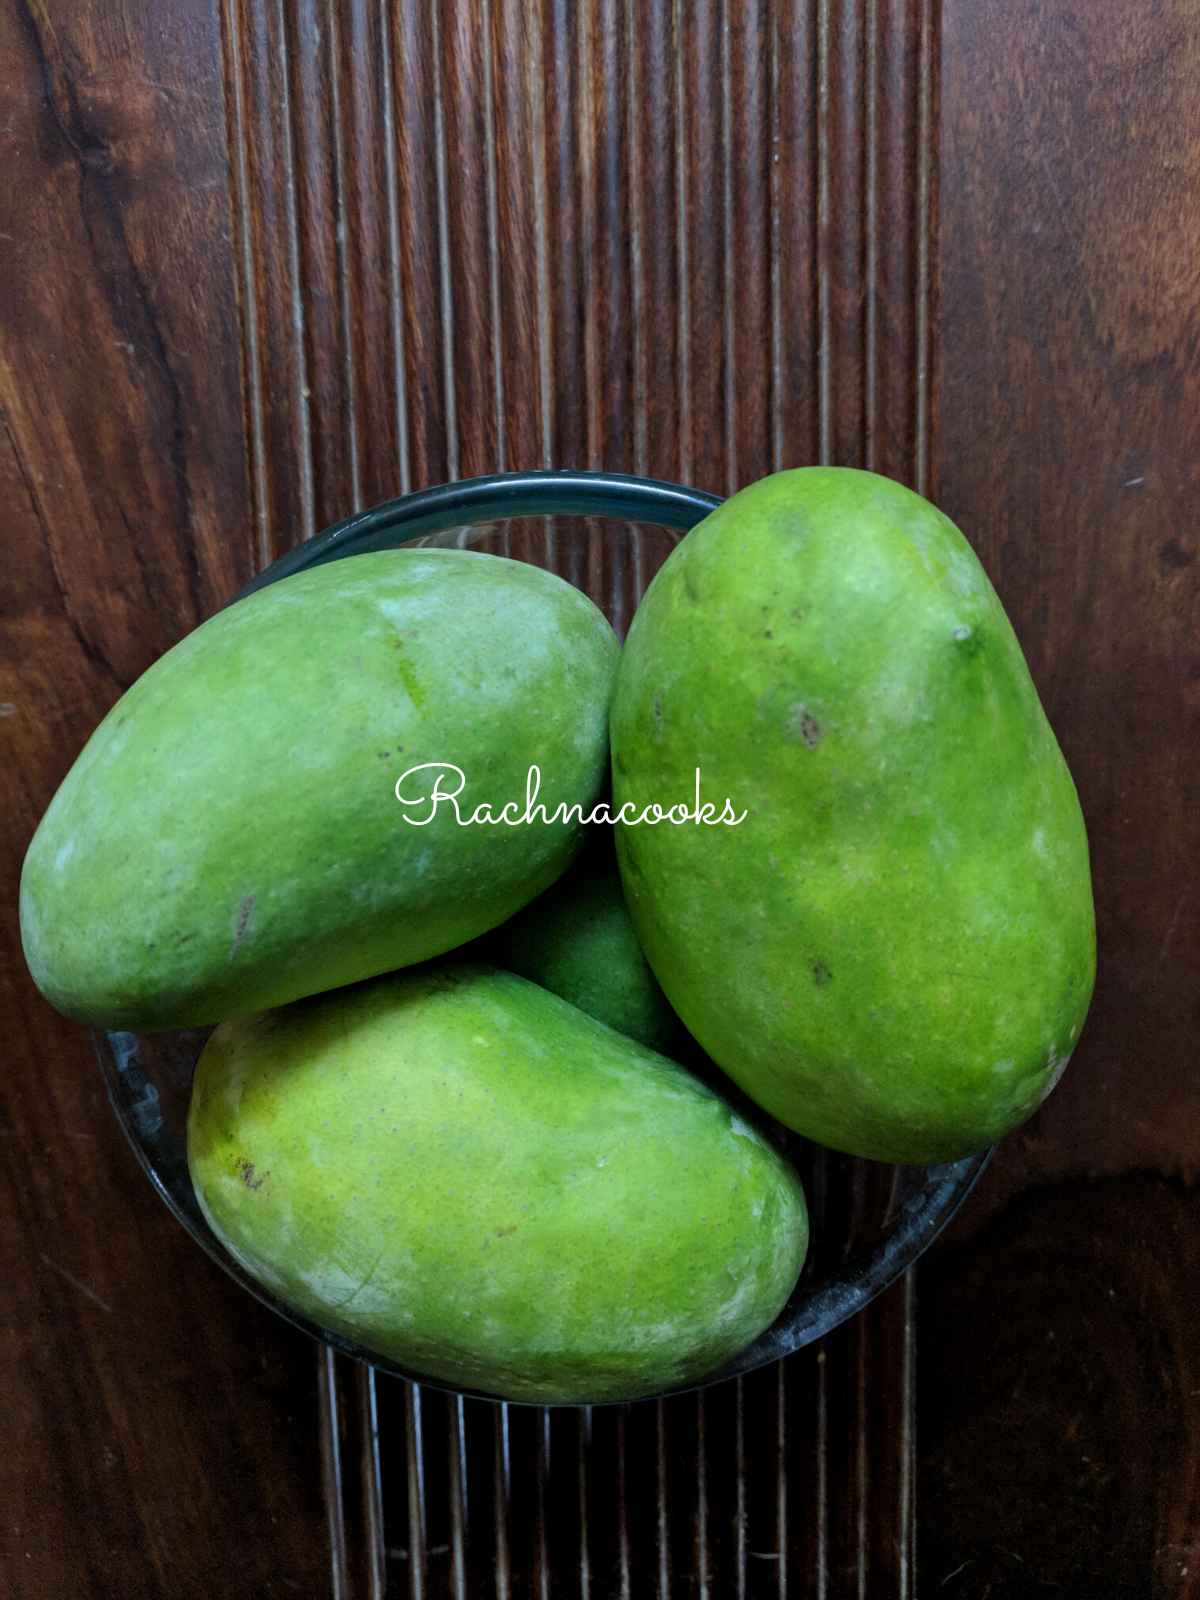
[492,0,552,471]
[925,4,1200,1595]
[392,4,451,489]
[0,1,331,1594]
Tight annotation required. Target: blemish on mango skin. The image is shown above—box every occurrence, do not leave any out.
[230,894,256,960]
[951,623,984,657]
[388,637,426,710]
[236,1157,267,1190]
[785,703,823,748]
[811,960,832,987]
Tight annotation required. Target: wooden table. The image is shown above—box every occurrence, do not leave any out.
[2,4,1196,1595]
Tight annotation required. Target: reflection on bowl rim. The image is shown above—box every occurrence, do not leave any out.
[97,468,992,1408]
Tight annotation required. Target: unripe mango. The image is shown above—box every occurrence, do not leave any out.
[21,550,618,1029]
[187,965,809,1403]
[611,468,1096,1162]
[480,837,683,1053]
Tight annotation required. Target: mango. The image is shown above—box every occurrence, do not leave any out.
[187,965,808,1403]
[21,550,618,1029]
[479,835,683,1053]
[610,468,1096,1162]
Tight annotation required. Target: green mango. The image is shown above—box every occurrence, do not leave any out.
[610,468,1096,1163]
[187,965,808,1404]
[479,835,684,1053]
[21,550,618,1029]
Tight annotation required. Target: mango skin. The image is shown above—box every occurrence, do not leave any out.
[20,549,618,1029]
[187,965,809,1404]
[611,468,1097,1163]
[479,836,684,1054]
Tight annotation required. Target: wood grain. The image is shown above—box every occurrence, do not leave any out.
[0,2,330,1596]
[925,2,1200,1593]
[921,1176,1200,1597]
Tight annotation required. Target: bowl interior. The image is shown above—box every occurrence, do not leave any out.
[97,472,989,1405]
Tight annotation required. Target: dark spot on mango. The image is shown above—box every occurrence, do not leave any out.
[652,692,664,729]
[786,704,823,747]
[683,563,702,603]
[236,1158,267,1190]
[230,894,256,959]
[812,960,832,987]
[495,1224,518,1237]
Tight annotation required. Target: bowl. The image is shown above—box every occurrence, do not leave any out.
[95,469,990,1405]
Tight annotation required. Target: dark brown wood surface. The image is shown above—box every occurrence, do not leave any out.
[0,4,329,1598]
[922,7,1200,1595]
[1,3,1195,1597]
